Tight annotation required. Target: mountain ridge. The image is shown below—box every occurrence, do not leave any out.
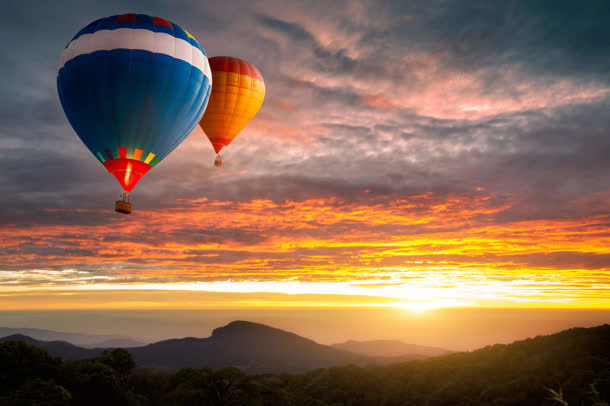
[0,326,145,348]
[332,339,451,357]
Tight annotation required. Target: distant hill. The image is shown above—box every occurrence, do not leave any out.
[83,338,146,348]
[0,327,145,348]
[332,339,451,358]
[0,334,100,359]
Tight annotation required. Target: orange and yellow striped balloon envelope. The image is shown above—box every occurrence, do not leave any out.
[198,56,265,164]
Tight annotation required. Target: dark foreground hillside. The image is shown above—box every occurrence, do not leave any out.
[1,324,609,405]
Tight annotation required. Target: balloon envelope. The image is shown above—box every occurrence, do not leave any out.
[57,14,212,192]
[198,56,265,154]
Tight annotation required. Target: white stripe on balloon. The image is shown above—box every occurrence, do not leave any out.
[58,28,211,80]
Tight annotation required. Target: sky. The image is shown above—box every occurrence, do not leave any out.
[1,0,610,344]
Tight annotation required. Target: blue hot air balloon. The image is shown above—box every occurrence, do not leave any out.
[57,14,212,214]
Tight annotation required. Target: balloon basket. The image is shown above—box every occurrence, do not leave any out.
[214,154,223,167]
[115,192,132,214]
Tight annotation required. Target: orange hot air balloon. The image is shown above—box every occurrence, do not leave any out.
[198,56,265,167]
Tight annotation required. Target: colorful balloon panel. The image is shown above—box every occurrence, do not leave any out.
[199,56,265,154]
[57,14,212,192]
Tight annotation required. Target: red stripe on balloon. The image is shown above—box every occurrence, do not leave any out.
[209,57,263,81]
[153,17,173,29]
[116,14,136,22]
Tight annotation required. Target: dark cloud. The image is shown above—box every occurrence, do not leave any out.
[257,16,315,43]
[378,0,610,83]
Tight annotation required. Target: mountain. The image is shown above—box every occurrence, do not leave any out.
[332,339,451,358]
[0,327,145,347]
[129,320,370,374]
[0,321,444,374]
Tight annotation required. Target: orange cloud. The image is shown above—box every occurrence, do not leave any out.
[277,100,297,112]
[1,190,610,309]
[359,94,396,110]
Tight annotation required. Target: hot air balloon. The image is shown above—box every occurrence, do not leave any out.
[57,14,212,214]
[198,56,265,167]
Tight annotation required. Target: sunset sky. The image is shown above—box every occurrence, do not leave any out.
[1,0,610,344]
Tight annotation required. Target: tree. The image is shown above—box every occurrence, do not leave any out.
[0,341,62,397]
[9,379,71,406]
[100,349,136,381]
[63,360,137,406]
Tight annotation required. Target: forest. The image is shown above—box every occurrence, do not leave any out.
[1,325,609,405]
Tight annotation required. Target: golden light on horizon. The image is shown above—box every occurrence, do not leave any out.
[1,272,609,310]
